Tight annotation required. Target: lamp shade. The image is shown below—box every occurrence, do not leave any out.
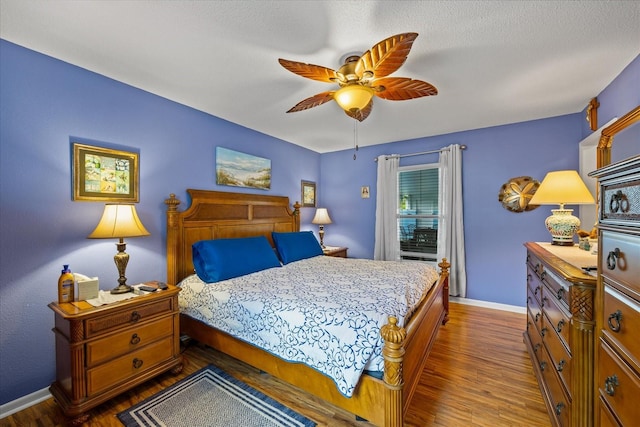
[334,85,374,112]
[88,204,150,239]
[529,170,595,207]
[312,208,332,225]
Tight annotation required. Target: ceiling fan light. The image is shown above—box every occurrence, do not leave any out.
[334,85,374,112]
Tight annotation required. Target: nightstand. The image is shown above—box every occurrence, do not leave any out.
[323,246,348,258]
[48,285,183,425]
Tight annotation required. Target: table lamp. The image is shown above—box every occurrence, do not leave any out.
[529,170,595,246]
[88,203,150,294]
[312,208,332,248]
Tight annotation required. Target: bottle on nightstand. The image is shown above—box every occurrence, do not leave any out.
[57,265,74,303]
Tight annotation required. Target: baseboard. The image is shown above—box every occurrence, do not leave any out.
[0,387,51,419]
[450,296,526,314]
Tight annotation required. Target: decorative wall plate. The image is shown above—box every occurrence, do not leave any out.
[498,176,540,213]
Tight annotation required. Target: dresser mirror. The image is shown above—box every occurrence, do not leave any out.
[597,104,640,168]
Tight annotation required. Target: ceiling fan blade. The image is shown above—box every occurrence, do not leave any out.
[356,33,418,79]
[344,100,373,122]
[286,91,335,113]
[372,77,438,101]
[278,58,338,83]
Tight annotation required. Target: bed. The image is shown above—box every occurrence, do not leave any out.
[165,189,450,427]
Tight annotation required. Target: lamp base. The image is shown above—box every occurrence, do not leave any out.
[545,208,580,246]
[110,284,134,294]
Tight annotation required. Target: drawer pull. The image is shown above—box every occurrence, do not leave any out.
[534,286,540,296]
[556,288,565,300]
[556,319,565,333]
[535,313,541,322]
[540,361,547,371]
[607,310,623,333]
[130,333,141,345]
[132,358,144,369]
[130,311,141,323]
[609,190,630,213]
[534,343,541,353]
[556,359,566,372]
[606,248,620,270]
[604,374,619,396]
[540,271,547,281]
[541,327,548,337]
[555,402,565,416]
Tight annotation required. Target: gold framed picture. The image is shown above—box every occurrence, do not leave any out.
[301,180,316,207]
[73,143,139,202]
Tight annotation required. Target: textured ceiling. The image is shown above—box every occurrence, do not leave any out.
[1,1,639,153]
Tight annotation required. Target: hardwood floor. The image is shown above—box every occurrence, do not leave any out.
[0,302,551,427]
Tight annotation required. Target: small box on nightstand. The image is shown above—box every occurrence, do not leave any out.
[76,276,99,300]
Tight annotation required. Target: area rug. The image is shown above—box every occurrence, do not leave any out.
[117,365,316,427]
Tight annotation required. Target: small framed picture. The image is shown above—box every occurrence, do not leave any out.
[73,143,139,202]
[301,180,316,207]
[361,186,370,198]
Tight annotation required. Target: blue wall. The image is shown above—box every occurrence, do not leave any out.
[1,38,638,406]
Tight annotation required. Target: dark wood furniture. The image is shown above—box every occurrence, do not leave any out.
[165,189,450,427]
[590,155,640,427]
[323,245,348,257]
[524,242,597,426]
[48,285,183,426]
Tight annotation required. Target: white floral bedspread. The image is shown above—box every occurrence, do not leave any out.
[178,256,439,397]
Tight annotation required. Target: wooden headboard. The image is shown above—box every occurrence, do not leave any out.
[165,189,301,285]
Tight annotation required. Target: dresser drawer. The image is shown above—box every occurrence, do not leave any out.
[544,318,572,395]
[601,231,640,298]
[542,287,571,351]
[597,339,640,427]
[86,335,174,396]
[539,346,571,426]
[527,308,543,362]
[598,399,622,427]
[600,178,640,223]
[85,298,174,338]
[86,316,174,366]
[527,264,543,306]
[602,285,640,373]
[541,269,570,311]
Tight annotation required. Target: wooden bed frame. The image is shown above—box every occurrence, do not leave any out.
[165,189,450,427]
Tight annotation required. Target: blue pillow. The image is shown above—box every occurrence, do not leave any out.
[272,231,323,264]
[192,236,281,283]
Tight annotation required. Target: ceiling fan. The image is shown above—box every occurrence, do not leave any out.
[278,32,438,122]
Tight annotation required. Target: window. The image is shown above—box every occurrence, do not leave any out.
[397,163,440,263]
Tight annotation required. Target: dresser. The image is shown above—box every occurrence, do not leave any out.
[524,242,597,427]
[590,155,640,427]
[49,285,183,425]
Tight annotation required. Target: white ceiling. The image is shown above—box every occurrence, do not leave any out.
[1,1,639,153]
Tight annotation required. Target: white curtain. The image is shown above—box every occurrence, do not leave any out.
[438,144,467,297]
[374,154,400,260]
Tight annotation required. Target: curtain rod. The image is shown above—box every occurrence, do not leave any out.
[374,144,467,162]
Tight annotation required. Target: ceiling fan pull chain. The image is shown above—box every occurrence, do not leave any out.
[353,120,359,160]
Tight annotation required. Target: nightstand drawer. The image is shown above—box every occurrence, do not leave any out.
[597,339,640,427]
[86,316,174,366]
[87,335,174,396]
[600,178,640,224]
[86,298,173,338]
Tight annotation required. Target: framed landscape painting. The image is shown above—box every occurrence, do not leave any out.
[216,147,271,190]
[73,143,139,202]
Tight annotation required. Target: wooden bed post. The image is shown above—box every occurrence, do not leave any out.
[165,193,181,285]
[292,201,301,231]
[438,258,451,324]
[381,316,406,427]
